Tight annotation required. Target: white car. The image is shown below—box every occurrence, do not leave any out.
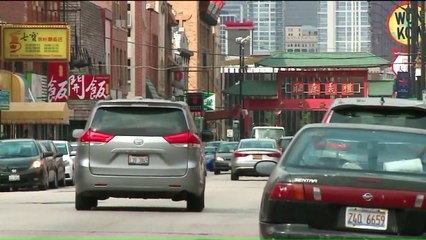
[53,140,76,185]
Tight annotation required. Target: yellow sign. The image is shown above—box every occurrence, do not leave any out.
[2,24,70,60]
[387,3,424,46]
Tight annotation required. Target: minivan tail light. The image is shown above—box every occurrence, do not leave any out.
[80,129,114,143]
[234,152,248,157]
[267,152,281,158]
[163,131,200,144]
[270,183,304,200]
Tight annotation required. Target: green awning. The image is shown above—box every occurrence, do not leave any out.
[368,80,395,97]
[223,80,277,96]
[255,52,390,68]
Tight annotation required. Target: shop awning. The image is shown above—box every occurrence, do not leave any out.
[1,102,69,125]
[255,52,390,68]
[223,80,277,96]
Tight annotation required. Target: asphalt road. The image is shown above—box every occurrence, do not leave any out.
[0,172,268,238]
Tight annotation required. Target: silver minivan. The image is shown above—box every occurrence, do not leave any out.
[72,98,213,212]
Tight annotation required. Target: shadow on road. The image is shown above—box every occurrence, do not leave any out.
[92,206,187,212]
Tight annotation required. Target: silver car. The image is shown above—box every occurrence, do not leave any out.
[72,98,213,211]
[53,140,76,185]
[231,138,281,181]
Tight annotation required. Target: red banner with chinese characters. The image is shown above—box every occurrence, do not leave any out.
[324,80,337,95]
[291,81,304,94]
[47,61,68,102]
[341,81,355,95]
[308,81,320,95]
[68,74,110,100]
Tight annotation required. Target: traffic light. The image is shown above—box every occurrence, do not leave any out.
[186,92,204,112]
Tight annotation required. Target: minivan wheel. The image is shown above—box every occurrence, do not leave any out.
[214,170,220,175]
[75,194,98,210]
[187,191,205,212]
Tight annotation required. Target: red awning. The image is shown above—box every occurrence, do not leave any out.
[204,105,241,121]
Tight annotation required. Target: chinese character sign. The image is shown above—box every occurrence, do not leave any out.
[291,81,304,94]
[2,24,70,60]
[308,81,320,95]
[341,81,354,95]
[68,74,110,100]
[47,62,68,102]
[325,80,337,95]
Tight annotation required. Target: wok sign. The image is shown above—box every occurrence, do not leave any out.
[387,3,424,46]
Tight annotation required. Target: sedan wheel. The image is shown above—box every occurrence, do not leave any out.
[231,173,239,181]
[38,173,49,191]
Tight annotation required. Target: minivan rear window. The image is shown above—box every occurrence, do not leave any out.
[329,108,426,129]
[90,107,189,136]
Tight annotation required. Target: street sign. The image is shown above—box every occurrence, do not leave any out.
[203,92,215,111]
[0,90,10,110]
[226,129,233,138]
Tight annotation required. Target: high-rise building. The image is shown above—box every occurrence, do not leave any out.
[285,25,318,52]
[219,1,245,55]
[284,1,319,27]
[318,1,371,52]
[245,1,284,55]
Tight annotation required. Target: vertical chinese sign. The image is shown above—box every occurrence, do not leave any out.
[68,74,110,100]
[325,80,337,95]
[48,62,68,102]
[291,80,304,94]
[341,81,354,95]
[308,80,320,95]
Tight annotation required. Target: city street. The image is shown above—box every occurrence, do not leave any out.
[0,173,267,238]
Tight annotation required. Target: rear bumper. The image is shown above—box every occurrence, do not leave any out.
[75,162,205,200]
[259,223,425,239]
[214,161,230,171]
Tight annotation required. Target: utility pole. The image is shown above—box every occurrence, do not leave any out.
[410,1,419,98]
[236,36,250,140]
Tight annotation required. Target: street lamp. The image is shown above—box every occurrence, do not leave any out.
[236,36,250,140]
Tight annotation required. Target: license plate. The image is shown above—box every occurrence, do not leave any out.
[345,207,388,230]
[8,174,20,181]
[253,154,262,159]
[128,155,149,165]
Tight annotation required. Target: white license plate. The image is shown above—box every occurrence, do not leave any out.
[345,207,388,230]
[8,174,20,181]
[128,155,149,166]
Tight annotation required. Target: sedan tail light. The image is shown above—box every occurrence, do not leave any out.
[163,131,200,144]
[234,151,248,157]
[270,183,304,200]
[267,152,281,158]
[80,129,115,143]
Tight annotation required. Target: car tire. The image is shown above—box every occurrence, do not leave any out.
[231,173,239,181]
[0,187,10,192]
[59,175,66,187]
[49,172,58,189]
[214,170,220,175]
[75,194,98,210]
[186,191,205,212]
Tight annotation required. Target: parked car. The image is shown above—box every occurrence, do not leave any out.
[0,139,52,191]
[38,140,66,188]
[322,97,426,129]
[277,136,293,153]
[204,146,217,172]
[206,141,224,150]
[256,123,426,238]
[213,141,238,174]
[72,98,213,211]
[230,138,281,181]
[53,140,76,185]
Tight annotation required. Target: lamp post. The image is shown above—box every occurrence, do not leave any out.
[235,36,250,140]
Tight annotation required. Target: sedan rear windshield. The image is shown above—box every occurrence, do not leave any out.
[240,140,277,149]
[0,141,39,158]
[284,127,426,175]
[90,107,189,136]
[329,108,426,129]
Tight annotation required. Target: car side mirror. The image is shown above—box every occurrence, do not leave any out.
[201,130,214,142]
[72,129,85,139]
[70,150,77,156]
[43,151,53,158]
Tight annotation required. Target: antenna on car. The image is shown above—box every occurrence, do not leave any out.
[380,96,385,105]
